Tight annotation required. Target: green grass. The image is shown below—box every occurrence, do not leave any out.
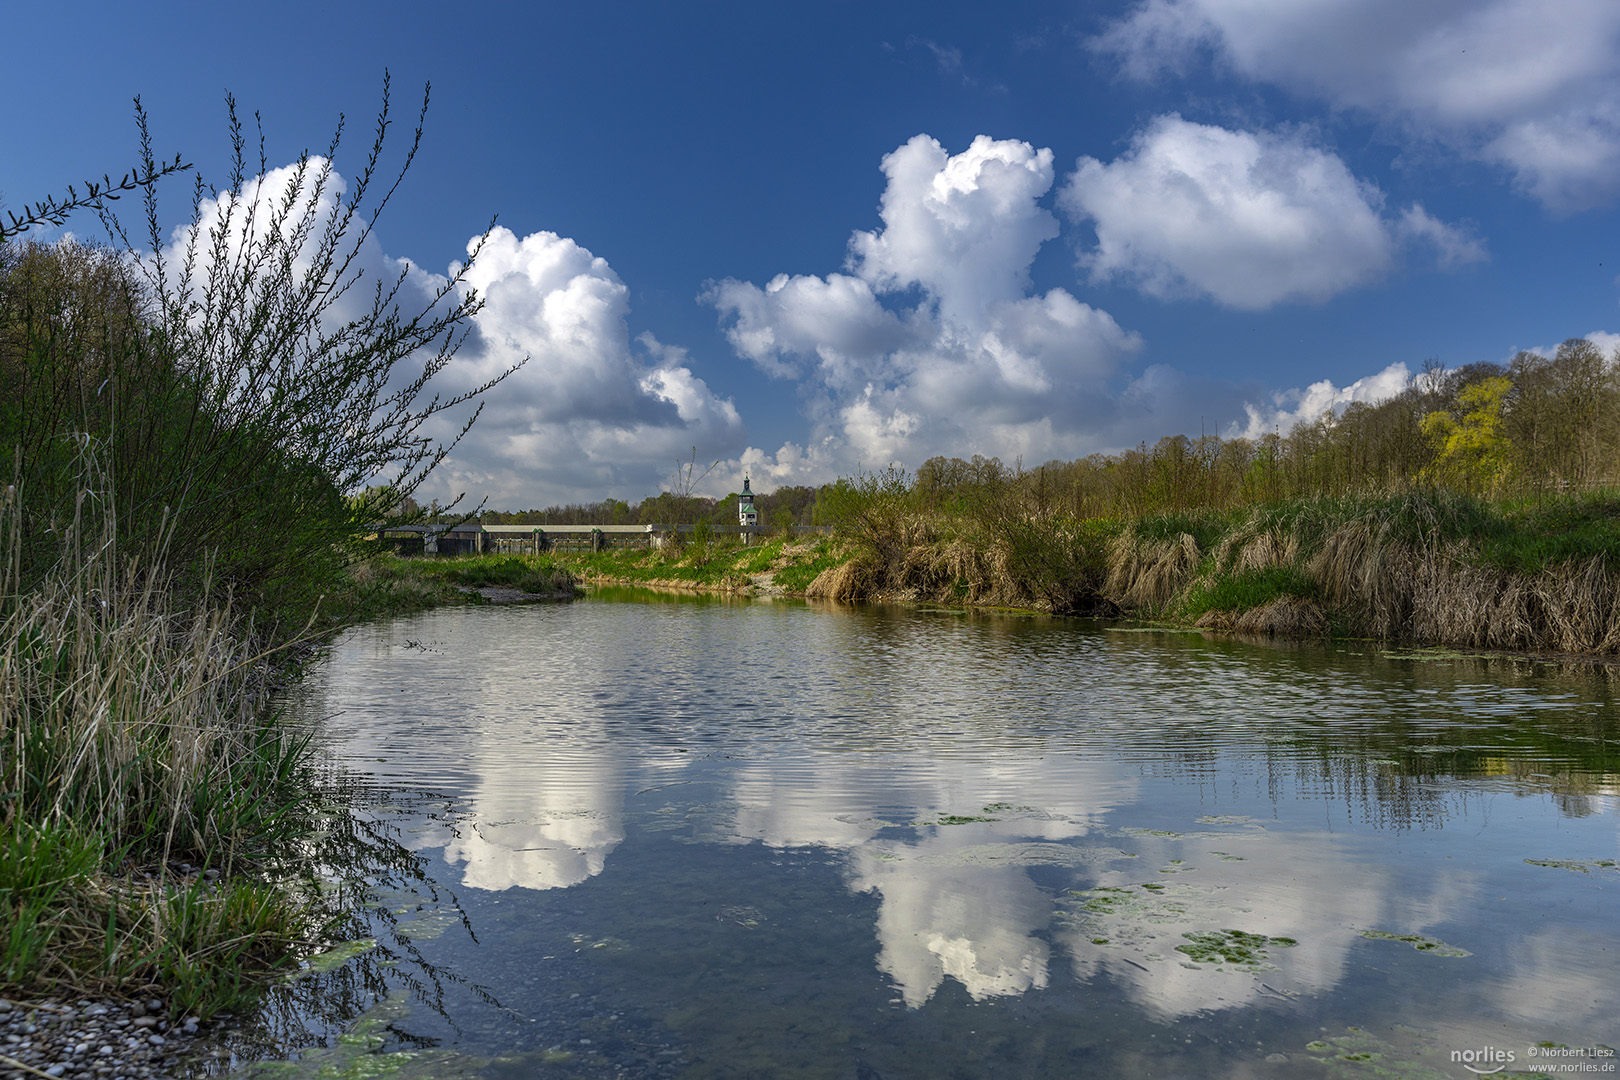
[545,537,849,595]
[1483,492,1620,573]
[319,554,582,623]
[772,541,846,593]
[1181,565,1319,618]
[1131,509,1237,553]
[396,553,579,593]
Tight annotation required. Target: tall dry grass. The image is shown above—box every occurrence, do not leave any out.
[0,456,314,1012]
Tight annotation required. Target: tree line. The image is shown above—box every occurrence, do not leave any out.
[901,338,1618,523]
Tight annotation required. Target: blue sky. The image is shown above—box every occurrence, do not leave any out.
[5,0,1618,507]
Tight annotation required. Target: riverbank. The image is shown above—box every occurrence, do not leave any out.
[0,537,582,1060]
[550,536,846,597]
[555,490,1620,658]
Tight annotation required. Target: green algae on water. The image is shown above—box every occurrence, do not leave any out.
[233,997,494,1080]
[1526,857,1618,874]
[1298,1025,1532,1080]
[1356,930,1471,957]
[301,937,378,975]
[1175,929,1297,966]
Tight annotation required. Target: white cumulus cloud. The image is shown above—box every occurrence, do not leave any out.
[428,226,744,506]
[1232,361,1413,441]
[708,134,1143,479]
[1091,0,1620,212]
[156,160,746,508]
[1058,115,1481,309]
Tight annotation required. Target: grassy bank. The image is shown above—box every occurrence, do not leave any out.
[0,513,582,1017]
[1,492,315,1017]
[0,85,572,1027]
[552,536,845,595]
[799,483,1620,655]
[325,553,582,621]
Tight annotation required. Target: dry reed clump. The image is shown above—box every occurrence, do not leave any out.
[0,474,313,1008]
[806,557,882,600]
[1105,529,1202,611]
[808,528,1056,609]
[1397,550,1620,653]
[1212,525,1298,576]
[1231,596,1328,637]
[1309,520,1422,639]
[1,539,284,860]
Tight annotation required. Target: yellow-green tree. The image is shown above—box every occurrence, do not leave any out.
[1420,376,1513,493]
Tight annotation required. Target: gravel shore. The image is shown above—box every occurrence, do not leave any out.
[0,997,213,1080]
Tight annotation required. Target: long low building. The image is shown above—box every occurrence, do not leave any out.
[366,522,831,555]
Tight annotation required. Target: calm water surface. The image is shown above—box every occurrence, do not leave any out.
[229,589,1618,1079]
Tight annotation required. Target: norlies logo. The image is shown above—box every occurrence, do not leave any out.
[1452,1046,1515,1074]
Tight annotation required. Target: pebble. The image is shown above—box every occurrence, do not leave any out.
[0,996,208,1080]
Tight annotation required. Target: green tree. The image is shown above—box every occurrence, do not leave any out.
[1420,376,1513,493]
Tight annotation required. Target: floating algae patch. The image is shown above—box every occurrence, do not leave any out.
[1194,815,1267,827]
[1526,857,1619,874]
[299,938,378,975]
[924,802,1057,825]
[717,905,764,929]
[1356,930,1472,957]
[391,908,464,942]
[1175,929,1296,966]
[1381,648,1507,662]
[569,932,631,953]
[1071,886,1143,914]
[234,997,495,1080]
[907,842,1138,869]
[1296,1025,1537,1080]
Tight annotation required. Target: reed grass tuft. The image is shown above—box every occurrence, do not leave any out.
[0,461,316,1013]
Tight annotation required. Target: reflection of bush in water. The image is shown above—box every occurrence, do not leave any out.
[219,782,501,1065]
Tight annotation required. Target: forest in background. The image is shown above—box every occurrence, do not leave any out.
[469,334,1618,532]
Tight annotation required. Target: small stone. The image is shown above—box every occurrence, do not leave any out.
[129,1002,146,1018]
[202,869,220,880]
[45,1066,66,1078]
[145,1000,162,1014]
[131,1017,157,1029]
[146,1034,165,1047]
[98,1045,113,1055]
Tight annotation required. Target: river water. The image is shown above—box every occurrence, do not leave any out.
[226,588,1618,1079]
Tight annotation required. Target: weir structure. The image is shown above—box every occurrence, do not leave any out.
[366,522,831,556]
